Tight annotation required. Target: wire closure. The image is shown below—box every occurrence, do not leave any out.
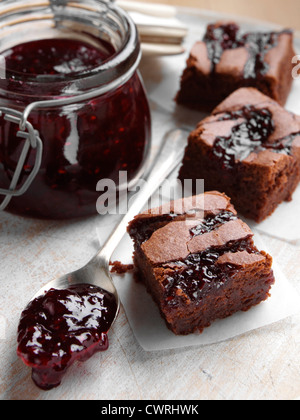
[0,49,141,211]
[0,108,43,211]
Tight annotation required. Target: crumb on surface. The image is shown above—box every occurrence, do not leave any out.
[110,261,134,275]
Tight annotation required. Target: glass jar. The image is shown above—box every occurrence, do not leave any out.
[0,0,151,219]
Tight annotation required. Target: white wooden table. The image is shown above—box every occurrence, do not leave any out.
[1,7,300,401]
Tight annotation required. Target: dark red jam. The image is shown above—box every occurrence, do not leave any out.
[204,23,244,68]
[204,23,289,78]
[17,284,118,390]
[161,238,258,307]
[212,105,298,170]
[160,212,264,306]
[2,38,115,76]
[0,38,151,219]
[190,210,238,236]
[128,214,175,247]
[242,32,279,79]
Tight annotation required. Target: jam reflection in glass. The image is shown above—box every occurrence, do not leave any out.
[0,38,151,219]
[17,284,118,390]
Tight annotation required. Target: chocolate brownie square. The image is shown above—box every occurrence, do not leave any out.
[176,22,295,111]
[128,192,275,335]
[179,88,300,222]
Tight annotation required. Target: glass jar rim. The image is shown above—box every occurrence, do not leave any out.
[0,0,141,97]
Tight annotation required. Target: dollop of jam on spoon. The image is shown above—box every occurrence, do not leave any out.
[17,284,118,390]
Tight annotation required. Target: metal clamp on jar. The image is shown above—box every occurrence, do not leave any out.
[0,0,151,219]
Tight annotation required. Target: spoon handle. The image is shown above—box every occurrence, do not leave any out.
[97,128,188,264]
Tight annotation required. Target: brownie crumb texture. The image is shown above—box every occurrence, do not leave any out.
[110,261,134,275]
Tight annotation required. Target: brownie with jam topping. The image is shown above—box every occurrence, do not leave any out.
[128,191,275,335]
[176,22,295,111]
[179,88,300,222]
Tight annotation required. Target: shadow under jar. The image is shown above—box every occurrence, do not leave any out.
[0,0,151,219]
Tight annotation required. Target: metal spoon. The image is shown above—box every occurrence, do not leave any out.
[29,128,188,329]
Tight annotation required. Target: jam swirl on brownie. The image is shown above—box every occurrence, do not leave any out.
[204,23,291,79]
[212,105,299,170]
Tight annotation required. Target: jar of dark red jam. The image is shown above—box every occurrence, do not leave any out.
[0,0,151,219]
